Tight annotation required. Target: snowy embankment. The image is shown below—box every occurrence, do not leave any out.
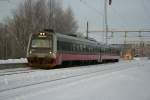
[0,59,150,100]
[0,58,27,64]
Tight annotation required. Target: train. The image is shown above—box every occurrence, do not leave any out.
[26,29,120,68]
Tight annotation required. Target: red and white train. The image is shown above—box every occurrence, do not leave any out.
[27,29,120,68]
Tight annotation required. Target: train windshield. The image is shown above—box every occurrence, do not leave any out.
[31,38,52,49]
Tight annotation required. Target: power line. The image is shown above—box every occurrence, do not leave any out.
[141,0,150,18]
[0,0,9,2]
[80,0,103,16]
[110,7,127,27]
[104,0,108,44]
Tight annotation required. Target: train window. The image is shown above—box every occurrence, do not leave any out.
[99,48,101,52]
[74,44,76,52]
[61,42,65,51]
[99,47,100,52]
[105,48,109,54]
[73,44,76,51]
[91,47,93,53]
[97,47,100,53]
[91,47,93,52]
[57,41,61,51]
[89,47,91,53]
[95,47,98,53]
[93,47,95,52]
[57,41,79,53]
[77,44,79,52]
[83,45,85,52]
[64,42,69,51]
[95,47,97,52]
[80,44,83,52]
[101,48,105,53]
[79,44,81,52]
[57,41,59,50]
[97,48,99,52]
[94,47,97,53]
[88,47,90,53]
[91,47,94,52]
[85,45,90,52]
[61,41,64,51]
[109,48,111,54]
[68,43,72,52]
[70,43,73,51]
[90,46,92,53]
[67,42,70,51]
[31,38,52,49]
[86,45,88,53]
[111,48,114,54]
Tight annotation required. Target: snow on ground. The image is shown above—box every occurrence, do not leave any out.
[0,59,150,100]
[133,57,149,60]
[0,58,27,64]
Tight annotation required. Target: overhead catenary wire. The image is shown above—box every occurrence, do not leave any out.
[80,0,107,42]
[141,0,150,18]
[79,0,104,16]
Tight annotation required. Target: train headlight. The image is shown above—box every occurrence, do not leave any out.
[29,50,32,54]
[49,51,52,54]
[40,33,45,36]
[40,33,43,35]
[49,51,56,58]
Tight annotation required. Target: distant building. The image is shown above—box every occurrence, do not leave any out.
[111,41,150,59]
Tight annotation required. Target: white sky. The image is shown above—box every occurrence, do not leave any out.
[63,0,150,43]
[0,0,150,43]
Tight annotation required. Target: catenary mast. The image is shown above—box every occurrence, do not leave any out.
[104,0,111,44]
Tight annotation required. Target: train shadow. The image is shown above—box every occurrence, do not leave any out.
[52,60,118,70]
[28,60,119,70]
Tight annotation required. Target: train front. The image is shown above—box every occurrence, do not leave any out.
[27,31,57,68]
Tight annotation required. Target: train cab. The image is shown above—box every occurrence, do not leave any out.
[27,29,57,68]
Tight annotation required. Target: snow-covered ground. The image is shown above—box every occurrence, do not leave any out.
[0,59,150,100]
[0,57,148,64]
[0,58,27,64]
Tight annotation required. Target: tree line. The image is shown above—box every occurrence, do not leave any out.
[0,0,78,59]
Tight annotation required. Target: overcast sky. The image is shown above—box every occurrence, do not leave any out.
[0,0,150,43]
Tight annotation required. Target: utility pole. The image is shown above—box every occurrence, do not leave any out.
[104,0,108,45]
[86,21,89,39]
[124,32,127,48]
[139,32,144,57]
[104,0,112,44]
[49,0,54,29]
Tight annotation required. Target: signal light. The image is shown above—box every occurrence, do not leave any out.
[109,0,112,5]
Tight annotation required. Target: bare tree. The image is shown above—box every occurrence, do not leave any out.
[1,0,78,58]
[62,7,78,34]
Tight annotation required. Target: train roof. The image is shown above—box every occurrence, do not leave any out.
[32,30,119,49]
[55,33,102,46]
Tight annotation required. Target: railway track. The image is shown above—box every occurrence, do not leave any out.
[0,60,139,94]
[0,63,27,70]
[0,67,30,73]
[0,63,43,76]
[0,69,38,76]
[0,62,116,76]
